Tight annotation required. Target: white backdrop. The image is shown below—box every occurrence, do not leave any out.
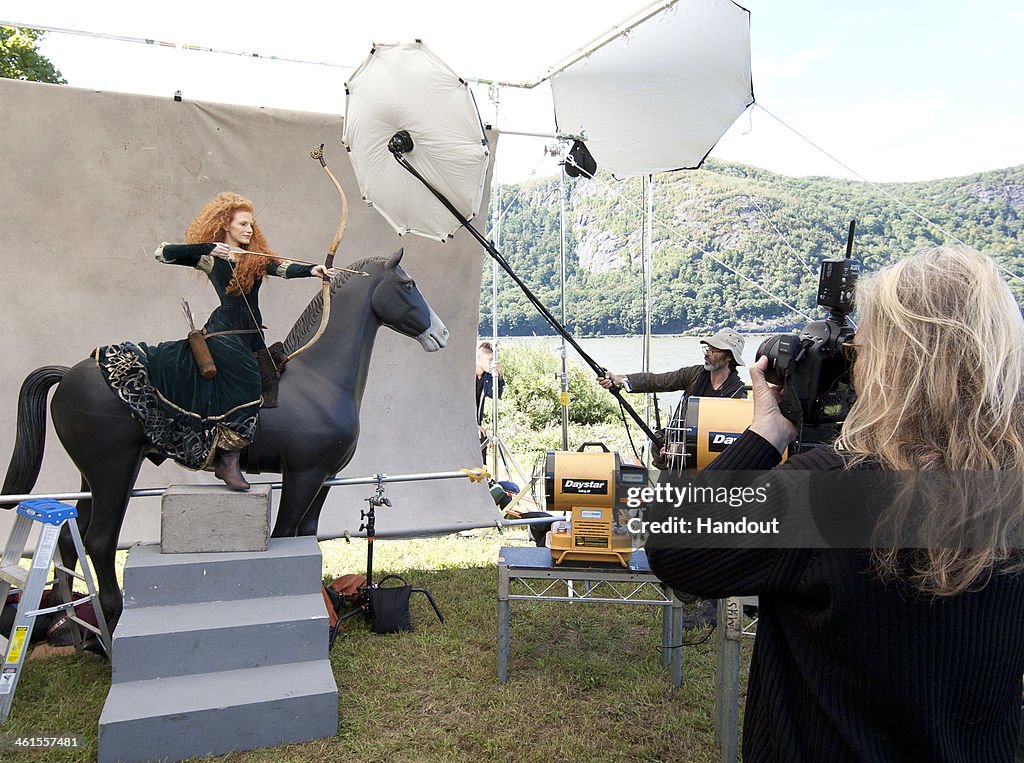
[0,78,501,545]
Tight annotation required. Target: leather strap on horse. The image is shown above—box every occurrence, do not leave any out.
[287,144,349,362]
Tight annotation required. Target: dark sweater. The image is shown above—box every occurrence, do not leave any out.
[627,364,745,399]
[156,243,315,352]
[647,431,1024,762]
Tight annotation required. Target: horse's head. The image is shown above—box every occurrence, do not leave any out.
[372,249,449,351]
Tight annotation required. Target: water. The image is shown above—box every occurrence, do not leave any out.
[491,333,772,413]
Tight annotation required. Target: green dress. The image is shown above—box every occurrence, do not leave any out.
[93,243,315,470]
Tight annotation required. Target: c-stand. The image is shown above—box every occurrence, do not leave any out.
[329,475,444,646]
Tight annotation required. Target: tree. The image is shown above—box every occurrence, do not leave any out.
[1,27,66,84]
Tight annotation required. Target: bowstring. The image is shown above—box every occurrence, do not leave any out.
[228,167,307,373]
[223,254,276,372]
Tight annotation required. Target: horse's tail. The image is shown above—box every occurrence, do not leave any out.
[1,366,69,507]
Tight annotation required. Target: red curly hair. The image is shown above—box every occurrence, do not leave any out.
[184,192,281,295]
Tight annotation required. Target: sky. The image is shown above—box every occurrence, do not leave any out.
[7,0,1024,185]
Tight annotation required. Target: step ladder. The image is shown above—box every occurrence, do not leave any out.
[0,498,111,723]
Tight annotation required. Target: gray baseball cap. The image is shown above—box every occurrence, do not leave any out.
[700,328,745,366]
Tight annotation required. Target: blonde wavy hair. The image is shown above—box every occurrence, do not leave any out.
[184,192,280,295]
[840,245,1024,596]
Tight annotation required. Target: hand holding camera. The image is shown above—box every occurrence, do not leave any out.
[747,356,799,454]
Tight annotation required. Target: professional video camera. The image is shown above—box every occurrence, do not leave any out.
[755,221,860,448]
[660,222,861,470]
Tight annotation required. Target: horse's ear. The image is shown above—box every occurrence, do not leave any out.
[385,248,404,269]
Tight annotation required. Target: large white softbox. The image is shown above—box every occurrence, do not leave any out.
[342,41,491,241]
[551,0,753,177]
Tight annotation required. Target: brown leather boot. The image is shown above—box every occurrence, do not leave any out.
[254,349,280,408]
[214,449,250,491]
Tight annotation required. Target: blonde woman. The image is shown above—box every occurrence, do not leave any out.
[647,246,1024,762]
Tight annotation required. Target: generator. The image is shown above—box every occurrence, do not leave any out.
[661,396,787,472]
[543,442,648,566]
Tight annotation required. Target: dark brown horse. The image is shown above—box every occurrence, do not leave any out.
[2,249,447,631]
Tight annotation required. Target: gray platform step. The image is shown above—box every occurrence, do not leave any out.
[98,660,338,763]
[111,593,328,683]
[122,536,322,608]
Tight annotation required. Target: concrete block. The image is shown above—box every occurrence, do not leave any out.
[111,594,328,683]
[98,661,338,763]
[123,537,322,609]
[160,484,271,553]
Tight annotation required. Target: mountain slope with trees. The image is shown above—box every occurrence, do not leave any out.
[480,161,1024,335]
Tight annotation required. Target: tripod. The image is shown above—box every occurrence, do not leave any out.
[329,476,444,646]
[477,359,529,490]
[481,430,530,490]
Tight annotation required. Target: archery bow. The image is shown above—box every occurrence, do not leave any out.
[286,144,351,361]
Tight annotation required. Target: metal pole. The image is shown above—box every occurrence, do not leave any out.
[493,0,680,88]
[716,597,743,762]
[490,233,501,479]
[490,87,502,480]
[0,469,484,506]
[559,158,570,450]
[642,174,655,468]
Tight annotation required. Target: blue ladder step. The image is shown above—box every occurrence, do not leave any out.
[16,498,78,525]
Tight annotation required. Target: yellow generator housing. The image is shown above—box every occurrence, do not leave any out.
[663,396,788,472]
[544,444,646,566]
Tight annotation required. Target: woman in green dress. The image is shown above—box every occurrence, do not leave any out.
[94,192,338,490]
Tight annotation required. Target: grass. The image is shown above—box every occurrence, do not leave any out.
[3,528,752,762]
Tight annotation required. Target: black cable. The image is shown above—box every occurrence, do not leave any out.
[658,620,718,650]
[617,399,642,462]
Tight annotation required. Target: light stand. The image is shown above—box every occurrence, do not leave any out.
[558,151,570,450]
[387,131,663,450]
[488,92,503,482]
[641,173,655,469]
[481,430,531,491]
[477,342,532,492]
[478,110,530,490]
[329,475,444,646]
[490,211,501,479]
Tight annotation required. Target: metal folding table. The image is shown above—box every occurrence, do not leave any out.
[496,546,683,687]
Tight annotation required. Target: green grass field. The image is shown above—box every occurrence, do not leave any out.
[3,528,752,762]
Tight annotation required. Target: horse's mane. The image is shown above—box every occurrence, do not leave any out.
[282,256,386,355]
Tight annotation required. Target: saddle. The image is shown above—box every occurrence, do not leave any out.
[254,342,289,408]
[242,341,290,473]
